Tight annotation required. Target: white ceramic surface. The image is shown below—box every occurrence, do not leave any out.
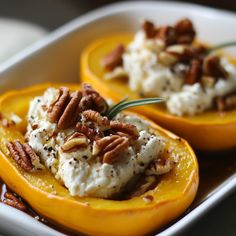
[0,18,47,63]
[0,2,236,236]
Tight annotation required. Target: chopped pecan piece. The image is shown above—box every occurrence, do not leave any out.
[158,51,179,66]
[62,132,88,152]
[142,20,156,38]
[102,44,125,71]
[201,76,216,88]
[110,120,139,140]
[76,123,103,141]
[82,110,110,131]
[7,140,42,171]
[215,94,236,112]
[128,176,157,198]
[80,83,109,114]
[1,118,10,127]
[142,195,154,203]
[58,90,82,129]
[225,95,236,109]
[145,158,173,176]
[156,26,177,46]
[215,96,225,112]
[3,191,26,211]
[185,59,202,85]
[203,55,228,79]
[166,44,206,64]
[47,87,70,123]
[0,115,15,128]
[93,135,129,164]
[174,18,196,44]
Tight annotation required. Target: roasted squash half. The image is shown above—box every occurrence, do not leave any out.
[0,83,198,236]
[80,34,236,150]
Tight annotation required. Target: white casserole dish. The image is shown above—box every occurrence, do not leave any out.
[0,1,236,235]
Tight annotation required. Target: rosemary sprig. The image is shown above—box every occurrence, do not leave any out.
[106,97,164,119]
[207,41,236,54]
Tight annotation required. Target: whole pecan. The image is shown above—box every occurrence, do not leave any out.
[185,59,202,85]
[7,140,41,172]
[110,121,139,140]
[102,44,125,71]
[93,135,129,164]
[82,110,110,131]
[47,87,70,123]
[142,20,156,38]
[57,90,82,129]
[3,191,26,211]
[203,55,228,79]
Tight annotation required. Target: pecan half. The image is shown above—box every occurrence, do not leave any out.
[185,59,202,85]
[110,121,139,140]
[142,20,156,38]
[7,140,42,171]
[102,44,125,71]
[62,132,88,152]
[156,26,177,46]
[58,90,82,129]
[80,84,109,114]
[3,191,26,211]
[47,87,70,123]
[82,110,110,131]
[203,55,228,79]
[76,123,103,141]
[174,18,196,44]
[93,135,129,164]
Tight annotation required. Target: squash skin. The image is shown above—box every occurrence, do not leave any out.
[0,83,198,236]
[80,34,236,150]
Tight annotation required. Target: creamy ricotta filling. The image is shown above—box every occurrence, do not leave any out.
[26,88,165,198]
[121,31,236,116]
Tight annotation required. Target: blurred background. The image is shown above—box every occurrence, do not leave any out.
[0,0,236,30]
[0,0,236,235]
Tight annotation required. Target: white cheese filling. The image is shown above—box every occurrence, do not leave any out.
[26,88,165,198]
[122,31,236,116]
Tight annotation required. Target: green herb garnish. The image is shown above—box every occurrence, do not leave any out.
[106,97,164,120]
[207,41,236,54]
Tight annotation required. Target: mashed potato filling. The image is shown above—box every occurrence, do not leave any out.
[26,88,165,198]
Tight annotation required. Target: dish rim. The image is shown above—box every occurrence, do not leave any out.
[0,1,235,236]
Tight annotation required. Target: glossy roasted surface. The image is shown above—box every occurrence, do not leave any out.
[0,1,235,235]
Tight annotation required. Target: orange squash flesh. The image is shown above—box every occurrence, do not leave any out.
[80,34,236,150]
[0,83,198,236]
